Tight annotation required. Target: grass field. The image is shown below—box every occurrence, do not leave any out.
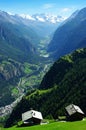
[0,119,86,130]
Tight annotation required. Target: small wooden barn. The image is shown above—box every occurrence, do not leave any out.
[65,104,85,121]
[22,110,43,125]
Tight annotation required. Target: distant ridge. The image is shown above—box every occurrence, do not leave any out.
[48,7,86,59]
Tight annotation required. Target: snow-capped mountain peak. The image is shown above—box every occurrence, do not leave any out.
[18,13,66,24]
[0,10,66,24]
[19,14,35,21]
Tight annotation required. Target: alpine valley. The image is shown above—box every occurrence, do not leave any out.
[0,10,64,108]
[0,7,86,128]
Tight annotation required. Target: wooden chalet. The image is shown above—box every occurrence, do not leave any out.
[22,110,43,125]
[65,104,85,121]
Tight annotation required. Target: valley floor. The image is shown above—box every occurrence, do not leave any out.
[1,119,86,130]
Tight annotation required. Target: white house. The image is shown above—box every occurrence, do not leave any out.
[65,104,85,121]
[22,110,43,125]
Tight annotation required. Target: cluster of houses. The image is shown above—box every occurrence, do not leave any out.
[21,104,85,126]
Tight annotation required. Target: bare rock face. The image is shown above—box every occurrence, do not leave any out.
[0,58,24,107]
[0,60,23,81]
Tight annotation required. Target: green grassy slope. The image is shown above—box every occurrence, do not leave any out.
[1,119,86,130]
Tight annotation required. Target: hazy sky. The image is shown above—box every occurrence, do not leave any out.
[0,0,86,17]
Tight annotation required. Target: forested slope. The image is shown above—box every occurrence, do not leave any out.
[5,48,86,127]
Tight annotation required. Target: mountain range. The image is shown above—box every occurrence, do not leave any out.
[48,7,86,59]
[13,13,63,37]
[3,11,64,38]
[18,13,65,23]
[0,10,64,63]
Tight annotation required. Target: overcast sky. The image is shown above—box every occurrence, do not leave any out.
[0,0,86,17]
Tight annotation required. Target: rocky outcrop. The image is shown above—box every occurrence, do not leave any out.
[0,58,24,107]
[0,59,23,80]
